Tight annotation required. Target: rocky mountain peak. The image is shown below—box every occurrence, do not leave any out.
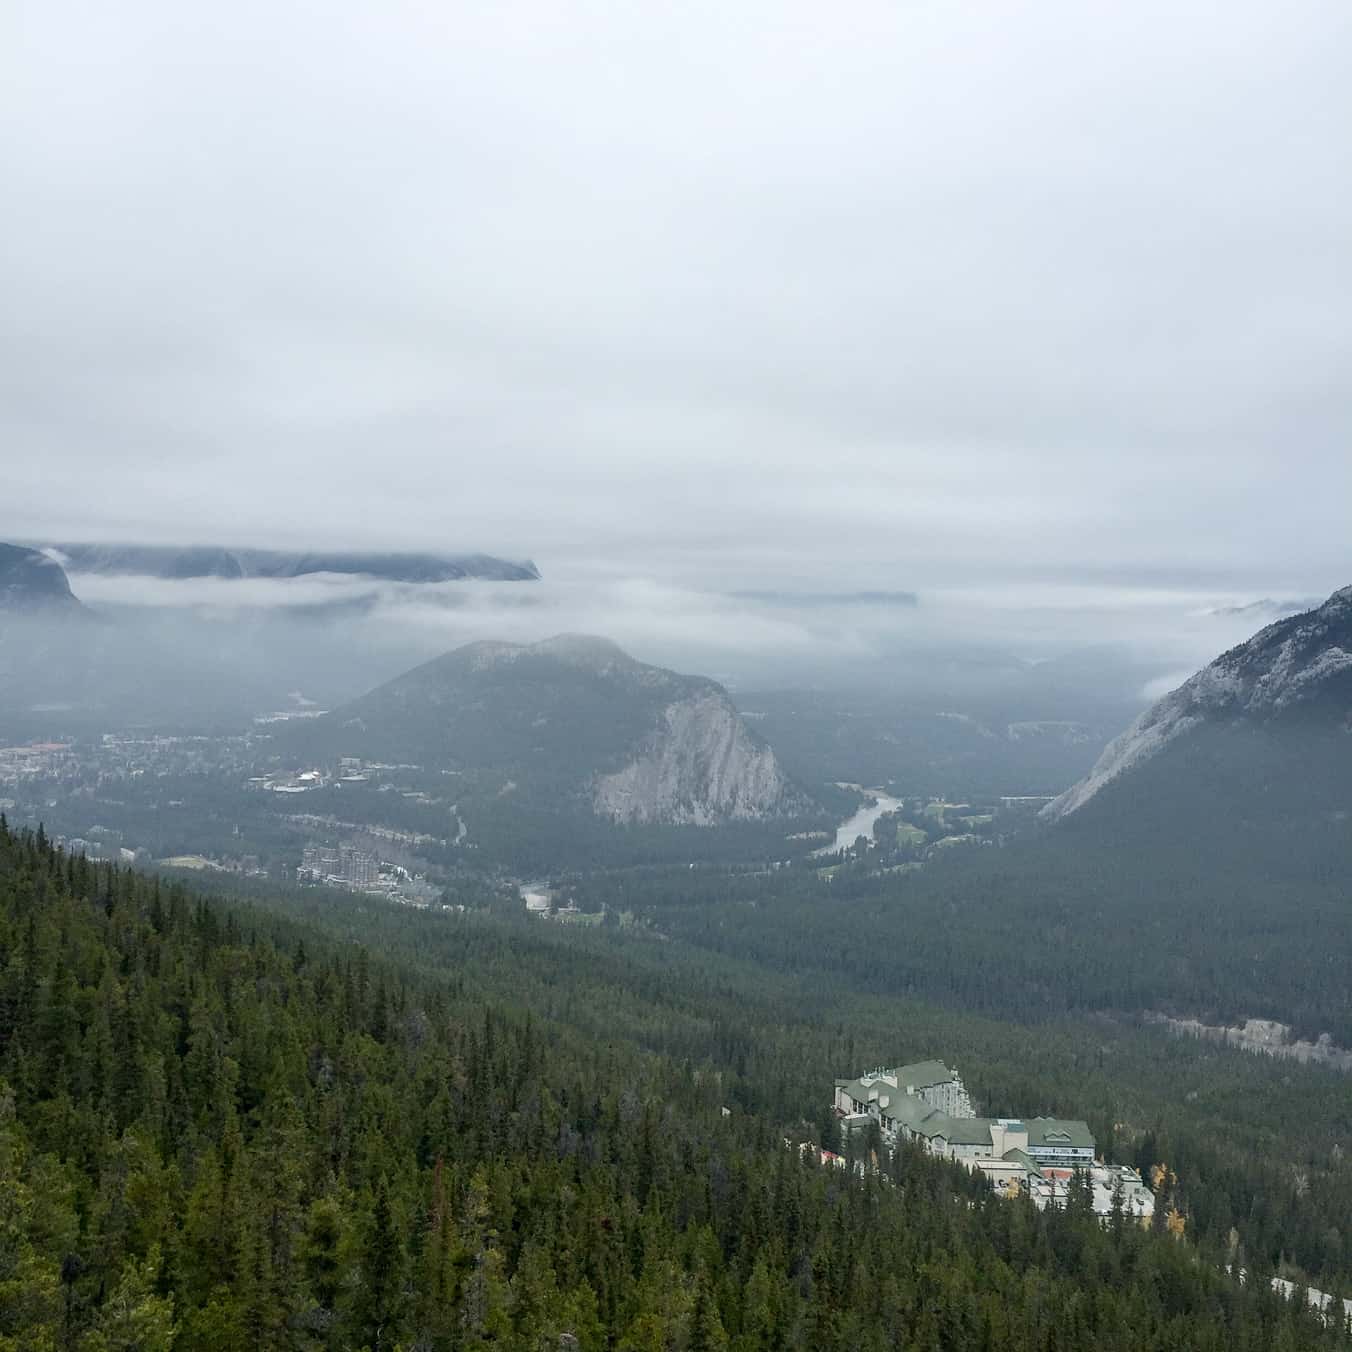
[1043,585,1352,821]
[0,543,83,613]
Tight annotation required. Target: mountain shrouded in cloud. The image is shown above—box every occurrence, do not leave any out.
[1044,584,1352,823]
[0,543,84,614]
[50,542,539,583]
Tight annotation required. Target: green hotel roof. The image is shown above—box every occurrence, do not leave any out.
[838,1062,957,1106]
[1001,1148,1045,1178]
[891,1060,957,1089]
[943,1118,999,1146]
[839,1069,1094,1156]
[1025,1118,1095,1150]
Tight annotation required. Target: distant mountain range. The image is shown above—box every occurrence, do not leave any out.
[0,543,84,614]
[0,538,541,729]
[45,542,540,584]
[1044,584,1352,823]
[286,634,810,827]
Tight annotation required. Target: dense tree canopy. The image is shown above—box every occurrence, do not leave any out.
[2,820,1349,1349]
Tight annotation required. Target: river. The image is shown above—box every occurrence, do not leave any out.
[813,790,904,856]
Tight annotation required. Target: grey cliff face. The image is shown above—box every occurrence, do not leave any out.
[594,689,802,825]
[1043,585,1352,821]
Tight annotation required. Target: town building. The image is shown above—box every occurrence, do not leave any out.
[298,842,380,889]
[835,1063,1093,1170]
[339,844,378,887]
[298,845,340,882]
[1028,1164,1156,1222]
[834,1061,1109,1205]
[832,1062,1154,1220]
[834,1061,974,1121]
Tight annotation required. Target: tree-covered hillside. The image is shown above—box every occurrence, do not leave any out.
[3,820,1346,1349]
[617,754,1352,1045]
[275,635,811,847]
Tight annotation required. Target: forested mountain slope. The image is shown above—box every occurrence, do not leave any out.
[287,635,809,827]
[699,585,1351,1054]
[1046,584,1352,821]
[2,822,1343,1350]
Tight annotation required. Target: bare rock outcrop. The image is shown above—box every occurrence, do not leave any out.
[595,689,802,825]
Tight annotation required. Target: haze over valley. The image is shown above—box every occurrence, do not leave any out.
[3,1,1351,1346]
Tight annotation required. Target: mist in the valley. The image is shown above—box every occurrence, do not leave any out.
[5,0,1350,716]
[0,555,1319,744]
[5,0,1349,742]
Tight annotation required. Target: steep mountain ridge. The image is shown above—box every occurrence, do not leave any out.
[0,542,84,613]
[1045,585,1352,820]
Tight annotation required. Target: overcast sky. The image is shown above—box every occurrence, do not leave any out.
[4,0,1350,642]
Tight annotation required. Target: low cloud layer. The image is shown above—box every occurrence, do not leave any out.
[4,0,1349,662]
[69,566,1307,699]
